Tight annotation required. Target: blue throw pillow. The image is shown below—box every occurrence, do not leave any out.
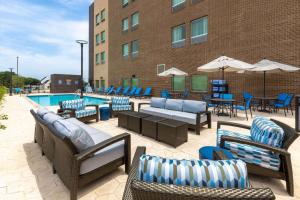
[165,99,183,111]
[138,154,249,189]
[150,97,166,109]
[53,119,95,152]
[250,116,285,148]
[182,100,206,113]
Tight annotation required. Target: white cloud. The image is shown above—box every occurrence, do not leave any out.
[0,0,90,80]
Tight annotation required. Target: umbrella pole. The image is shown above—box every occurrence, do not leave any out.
[222,68,225,80]
[263,71,266,98]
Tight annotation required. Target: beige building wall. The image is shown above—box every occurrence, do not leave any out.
[93,0,109,89]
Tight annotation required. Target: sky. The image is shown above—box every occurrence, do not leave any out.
[0,0,92,80]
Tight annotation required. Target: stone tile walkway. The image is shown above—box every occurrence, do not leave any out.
[0,95,299,199]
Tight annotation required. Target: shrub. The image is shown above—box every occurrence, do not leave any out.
[0,86,7,103]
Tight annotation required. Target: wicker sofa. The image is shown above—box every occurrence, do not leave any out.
[58,99,99,123]
[122,146,275,200]
[138,97,211,135]
[30,108,131,200]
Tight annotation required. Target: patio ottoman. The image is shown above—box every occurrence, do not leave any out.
[142,116,167,139]
[100,107,110,121]
[118,111,134,129]
[127,112,150,134]
[157,119,188,147]
[199,146,234,160]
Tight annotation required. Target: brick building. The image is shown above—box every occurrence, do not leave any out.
[89,0,300,100]
[50,74,81,93]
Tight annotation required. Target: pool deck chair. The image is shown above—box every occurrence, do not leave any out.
[114,86,123,96]
[122,86,131,96]
[126,87,137,96]
[103,86,111,95]
[141,87,152,98]
[107,86,115,95]
[133,87,142,97]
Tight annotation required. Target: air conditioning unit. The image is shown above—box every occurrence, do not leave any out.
[157,64,165,75]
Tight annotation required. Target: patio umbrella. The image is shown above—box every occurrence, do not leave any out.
[158,67,188,77]
[250,59,300,97]
[197,56,255,79]
[158,67,188,92]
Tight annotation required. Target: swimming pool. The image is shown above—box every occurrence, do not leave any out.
[28,94,108,106]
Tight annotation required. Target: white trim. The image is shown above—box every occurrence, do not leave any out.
[172,0,186,8]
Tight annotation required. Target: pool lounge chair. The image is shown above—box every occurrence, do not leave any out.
[160,89,170,98]
[126,87,137,96]
[122,86,130,96]
[142,87,152,98]
[103,86,111,95]
[122,146,275,200]
[114,86,123,95]
[107,86,115,95]
[133,87,142,97]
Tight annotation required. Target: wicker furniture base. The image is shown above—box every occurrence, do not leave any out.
[157,119,188,147]
[122,147,276,200]
[118,111,134,129]
[127,112,150,134]
[142,116,167,139]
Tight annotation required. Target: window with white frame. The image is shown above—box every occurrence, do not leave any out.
[172,0,185,8]
[122,18,129,31]
[131,12,139,28]
[122,43,129,57]
[131,40,139,57]
[96,53,100,64]
[172,24,185,48]
[122,0,129,7]
[191,16,208,44]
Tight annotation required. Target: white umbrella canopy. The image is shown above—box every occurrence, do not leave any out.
[158,67,188,77]
[252,59,300,73]
[197,56,255,79]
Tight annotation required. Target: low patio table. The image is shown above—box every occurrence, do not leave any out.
[127,112,151,134]
[211,98,236,117]
[118,111,134,129]
[169,91,183,99]
[157,119,188,147]
[142,116,167,139]
[254,97,277,113]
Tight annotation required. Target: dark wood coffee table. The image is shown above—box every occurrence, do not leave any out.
[157,119,188,147]
[117,111,133,129]
[127,112,150,134]
[142,116,167,139]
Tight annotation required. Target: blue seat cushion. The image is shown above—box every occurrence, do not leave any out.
[111,97,130,105]
[112,105,132,111]
[233,105,246,110]
[250,116,285,148]
[150,97,166,108]
[217,129,281,171]
[199,146,234,160]
[182,100,206,113]
[165,99,184,111]
[138,154,249,189]
[62,99,85,111]
[75,109,97,118]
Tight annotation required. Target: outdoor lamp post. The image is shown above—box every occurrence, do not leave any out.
[76,40,88,98]
[16,56,19,88]
[8,68,13,96]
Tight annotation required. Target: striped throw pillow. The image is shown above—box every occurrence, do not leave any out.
[138,154,249,189]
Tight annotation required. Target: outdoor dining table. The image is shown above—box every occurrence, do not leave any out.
[211,98,236,118]
[253,96,277,113]
[170,91,183,99]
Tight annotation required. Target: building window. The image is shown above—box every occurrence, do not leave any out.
[101,51,106,64]
[101,31,106,43]
[58,80,63,85]
[122,0,129,7]
[172,76,185,91]
[122,43,129,57]
[172,0,186,11]
[96,53,100,65]
[191,16,208,44]
[131,78,139,87]
[131,12,139,28]
[122,18,129,31]
[66,79,72,86]
[191,75,208,92]
[96,14,100,25]
[96,34,100,45]
[172,24,185,48]
[122,78,130,87]
[131,40,139,58]
[74,80,79,85]
[100,9,106,21]
[95,80,100,88]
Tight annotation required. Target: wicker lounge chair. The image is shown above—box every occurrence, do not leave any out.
[31,109,131,200]
[109,97,134,117]
[122,146,275,200]
[217,119,299,196]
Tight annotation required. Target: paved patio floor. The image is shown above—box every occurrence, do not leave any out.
[0,95,299,199]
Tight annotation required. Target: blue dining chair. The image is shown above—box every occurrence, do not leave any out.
[233,95,253,120]
[273,93,294,116]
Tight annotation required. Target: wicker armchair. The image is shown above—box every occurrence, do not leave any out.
[122,147,275,200]
[218,120,299,196]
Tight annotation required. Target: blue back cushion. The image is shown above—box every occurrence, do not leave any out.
[37,107,50,118]
[165,99,183,111]
[111,97,129,105]
[62,99,85,111]
[150,97,166,108]
[250,116,285,148]
[278,93,288,101]
[138,155,249,189]
[43,112,63,124]
[182,100,206,113]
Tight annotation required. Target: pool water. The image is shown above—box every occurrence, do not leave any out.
[28,94,108,106]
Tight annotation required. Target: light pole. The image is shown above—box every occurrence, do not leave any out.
[8,68,13,96]
[76,40,88,98]
[16,56,19,87]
